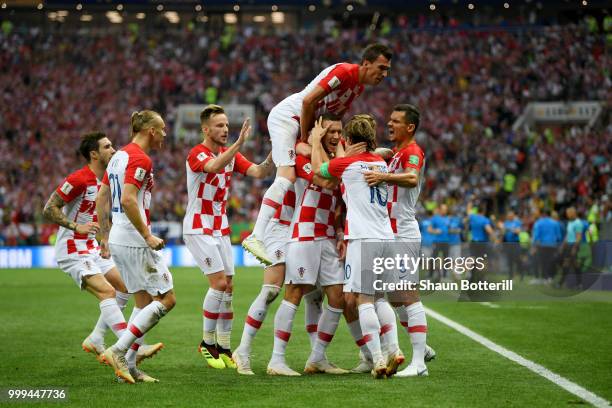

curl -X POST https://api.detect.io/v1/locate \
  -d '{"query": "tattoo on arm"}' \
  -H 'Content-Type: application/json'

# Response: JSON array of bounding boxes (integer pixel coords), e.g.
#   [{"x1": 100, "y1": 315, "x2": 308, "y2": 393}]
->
[
  {"x1": 43, "y1": 192, "x2": 76, "y2": 231},
  {"x1": 259, "y1": 155, "x2": 275, "y2": 174}
]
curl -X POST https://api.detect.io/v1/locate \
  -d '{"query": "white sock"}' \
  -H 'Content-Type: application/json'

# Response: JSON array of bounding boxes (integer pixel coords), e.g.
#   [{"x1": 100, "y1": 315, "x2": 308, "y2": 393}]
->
[
  {"x1": 310, "y1": 305, "x2": 343, "y2": 362},
  {"x1": 202, "y1": 288, "x2": 224, "y2": 346},
  {"x1": 394, "y1": 304, "x2": 410, "y2": 335},
  {"x1": 303, "y1": 288, "x2": 323, "y2": 347},
  {"x1": 89, "y1": 291, "x2": 129, "y2": 344},
  {"x1": 238, "y1": 285, "x2": 279, "y2": 354},
  {"x1": 358, "y1": 303, "x2": 383, "y2": 362},
  {"x1": 99, "y1": 298, "x2": 127, "y2": 338},
  {"x1": 113, "y1": 301, "x2": 167, "y2": 353},
  {"x1": 347, "y1": 319, "x2": 372, "y2": 360},
  {"x1": 271, "y1": 300, "x2": 297, "y2": 365},
  {"x1": 252, "y1": 177, "x2": 292, "y2": 239},
  {"x1": 375, "y1": 298, "x2": 399, "y2": 355},
  {"x1": 406, "y1": 302, "x2": 428, "y2": 367},
  {"x1": 216, "y1": 292, "x2": 233, "y2": 350},
  {"x1": 125, "y1": 306, "x2": 142, "y2": 369}
]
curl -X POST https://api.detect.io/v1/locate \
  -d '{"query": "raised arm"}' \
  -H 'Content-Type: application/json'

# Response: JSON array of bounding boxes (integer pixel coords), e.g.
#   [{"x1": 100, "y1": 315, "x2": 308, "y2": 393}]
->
[
  {"x1": 203, "y1": 118, "x2": 251, "y2": 173},
  {"x1": 245, "y1": 152, "x2": 275, "y2": 179}
]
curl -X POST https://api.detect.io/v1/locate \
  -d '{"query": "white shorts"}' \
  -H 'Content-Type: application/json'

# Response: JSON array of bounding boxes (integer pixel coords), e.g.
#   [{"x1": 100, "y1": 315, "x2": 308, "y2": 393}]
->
[
  {"x1": 264, "y1": 221, "x2": 290, "y2": 266},
  {"x1": 57, "y1": 252, "x2": 116, "y2": 289},
  {"x1": 109, "y1": 244, "x2": 173, "y2": 296},
  {"x1": 184, "y1": 234, "x2": 234, "y2": 276},
  {"x1": 343, "y1": 239, "x2": 399, "y2": 296},
  {"x1": 285, "y1": 239, "x2": 344, "y2": 286},
  {"x1": 268, "y1": 103, "x2": 300, "y2": 167}
]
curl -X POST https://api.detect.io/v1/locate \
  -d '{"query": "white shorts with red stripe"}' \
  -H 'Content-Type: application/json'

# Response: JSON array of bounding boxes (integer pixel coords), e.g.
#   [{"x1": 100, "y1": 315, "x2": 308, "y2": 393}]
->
[
  {"x1": 184, "y1": 234, "x2": 234, "y2": 276},
  {"x1": 268, "y1": 103, "x2": 300, "y2": 167},
  {"x1": 285, "y1": 239, "x2": 344, "y2": 286},
  {"x1": 109, "y1": 244, "x2": 173, "y2": 296},
  {"x1": 264, "y1": 220, "x2": 290, "y2": 266},
  {"x1": 57, "y1": 252, "x2": 115, "y2": 289}
]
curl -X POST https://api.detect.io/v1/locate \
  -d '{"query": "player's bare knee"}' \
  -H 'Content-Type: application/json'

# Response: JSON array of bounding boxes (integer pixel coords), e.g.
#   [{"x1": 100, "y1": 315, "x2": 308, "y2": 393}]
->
[{"x1": 284, "y1": 285, "x2": 302, "y2": 305}]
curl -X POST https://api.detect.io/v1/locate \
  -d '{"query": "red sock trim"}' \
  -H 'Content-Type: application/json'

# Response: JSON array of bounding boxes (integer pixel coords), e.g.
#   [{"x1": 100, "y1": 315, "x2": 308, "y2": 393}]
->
[
  {"x1": 400, "y1": 321, "x2": 408, "y2": 327},
  {"x1": 130, "y1": 343, "x2": 141, "y2": 351},
  {"x1": 275, "y1": 329, "x2": 291, "y2": 342},
  {"x1": 203, "y1": 310, "x2": 220, "y2": 319},
  {"x1": 379, "y1": 323, "x2": 393, "y2": 336},
  {"x1": 246, "y1": 315, "x2": 263, "y2": 329},
  {"x1": 112, "y1": 322, "x2": 127, "y2": 332},
  {"x1": 128, "y1": 324, "x2": 143, "y2": 338},
  {"x1": 263, "y1": 198, "x2": 282, "y2": 210},
  {"x1": 408, "y1": 325, "x2": 428, "y2": 333},
  {"x1": 318, "y1": 332, "x2": 333, "y2": 343},
  {"x1": 219, "y1": 312, "x2": 234, "y2": 320},
  {"x1": 356, "y1": 334, "x2": 372, "y2": 347},
  {"x1": 306, "y1": 324, "x2": 318, "y2": 333}
]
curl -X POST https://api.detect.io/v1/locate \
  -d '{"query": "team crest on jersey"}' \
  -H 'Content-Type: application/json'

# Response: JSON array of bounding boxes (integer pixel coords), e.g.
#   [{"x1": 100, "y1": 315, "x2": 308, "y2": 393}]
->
[
  {"x1": 204, "y1": 257, "x2": 212, "y2": 268},
  {"x1": 60, "y1": 181, "x2": 73, "y2": 195},
  {"x1": 298, "y1": 267, "x2": 306, "y2": 278},
  {"x1": 327, "y1": 76, "x2": 341, "y2": 90},
  {"x1": 303, "y1": 163, "x2": 312, "y2": 174},
  {"x1": 288, "y1": 149, "x2": 295, "y2": 160},
  {"x1": 84, "y1": 260, "x2": 92, "y2": 270},
  {"x1": 162, "y1": 273, "x2": 169, "y2": 283},
  {"x1": 274, "y1": 249, "x2": 283, "y2": 260},
  {"x1": 134, "y1": 167, "x2": 147, "y2": 181},
  {"x1": 197, "y1": 152, "x2": 207, "y2": 162}
]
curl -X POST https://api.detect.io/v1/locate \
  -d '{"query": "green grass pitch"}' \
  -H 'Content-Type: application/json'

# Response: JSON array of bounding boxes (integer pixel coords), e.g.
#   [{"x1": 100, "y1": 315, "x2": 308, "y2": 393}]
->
[{"x1": 1, "y1": 267, "x2": 611, "y2": 407}]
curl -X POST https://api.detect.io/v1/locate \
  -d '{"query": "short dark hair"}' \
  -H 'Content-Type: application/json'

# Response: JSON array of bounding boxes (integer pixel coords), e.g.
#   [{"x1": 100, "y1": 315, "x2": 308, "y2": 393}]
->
[
  {"x1": 393, "y1": 104, "x2": 420, "y2": 132},
  {"x1": 319, "y1": 113, "x2": 341, "y2": 123},
  {"x1": 200, "y1": 104, "x2": 225, "y2": 126},
  {"x1": 362, "y1": 43, "x2": 393, "y2": 63},
  {"x1": 79, "y1": 131, "x2": 107, "y2": 162}
]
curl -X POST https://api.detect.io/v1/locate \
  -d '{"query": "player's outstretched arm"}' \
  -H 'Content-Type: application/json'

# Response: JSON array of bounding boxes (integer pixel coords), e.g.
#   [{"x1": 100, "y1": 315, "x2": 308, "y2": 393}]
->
[
  {"x1": 246, "y1": 152, "x2": 275, "y2": 179},
  {"x1": 203, "y1": 118, "x2": 252, "y2": 173},
  {"x1": 120, "y1": 183, "x2": 164, "y2": 250},
  {"x1": 44, "y1": 191, "x2": 99, "y2": 235},
  {"x1": 96, "y1": 184, "x2": 112, "y2": 258},
  {"x1": 300, "y1": 86, "x2": 328, "y2": 142},
  {"x1": 310, "y1": 117, "x2": 331, "y2": 175}
]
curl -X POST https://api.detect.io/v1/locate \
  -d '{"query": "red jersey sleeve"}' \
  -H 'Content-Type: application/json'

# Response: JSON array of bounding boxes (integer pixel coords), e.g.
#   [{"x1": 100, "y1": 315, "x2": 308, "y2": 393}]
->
[
  {"x1": 327, "y1": 156, "x2": 354, "y2": 178},
  {"x1": 187, "y1": 147, "x2": 213, "y2": 173},
  {"x1": 399, "y1": 144, "x2": 425, "y2": 171},
  {"x1": 234, "y1": 153, "x2": 254, "y2": 176},
  {"x1": 317, "y1": 63, "x2": 354, "y2": 93},
  {"x1": 102, "y1": 171, "x2": 110, "y2": 186},
  {"x1": 56, "y1": 172, "x2": 86, "y2": 203},
  {"x1": 124, "y1": 153, "x2": 153, "y2": 188},
  {"x1": 295, "y1": 155, "x2": 314, "y2": 182}
]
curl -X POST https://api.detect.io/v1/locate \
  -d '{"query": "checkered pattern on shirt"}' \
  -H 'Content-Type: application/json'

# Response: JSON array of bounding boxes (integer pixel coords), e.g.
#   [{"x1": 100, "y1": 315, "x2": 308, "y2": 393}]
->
[
  {"x1": 272, "y1": 187, "x2": 296, "y2": 226},
  {"x1": 291, "y1": 183, "x2": 337, "y2": 242}
]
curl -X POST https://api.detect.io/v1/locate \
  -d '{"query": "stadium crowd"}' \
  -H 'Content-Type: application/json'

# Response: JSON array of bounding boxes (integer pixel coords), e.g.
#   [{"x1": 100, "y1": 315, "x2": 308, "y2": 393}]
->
[{"x1": 0, "y1": 17, "x2": 610, "y2": 246}]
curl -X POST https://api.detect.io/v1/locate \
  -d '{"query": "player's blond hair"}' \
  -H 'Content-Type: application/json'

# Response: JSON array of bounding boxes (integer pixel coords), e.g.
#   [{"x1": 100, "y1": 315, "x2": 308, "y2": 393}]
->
[
  {"x1": 344, "y1": 114, "x2": 377, "y2": 152},
  {"x1": 130, "y1": 110, "x2": 161, "y2": 138}
]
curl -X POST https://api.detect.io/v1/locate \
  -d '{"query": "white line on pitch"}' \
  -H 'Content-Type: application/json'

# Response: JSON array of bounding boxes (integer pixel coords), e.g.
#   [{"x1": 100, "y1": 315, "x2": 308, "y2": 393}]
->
[
  {"x1": 479, "y1": 302, "x2": 500, "y2": 308},
  {"x1": 425, "y1": 307, "x2": 611, "y2": 408}
]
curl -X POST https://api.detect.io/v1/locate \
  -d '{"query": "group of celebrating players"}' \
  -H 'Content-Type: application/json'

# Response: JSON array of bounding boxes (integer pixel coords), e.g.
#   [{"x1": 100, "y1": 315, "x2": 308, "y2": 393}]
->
[{"x1": 44, "y1": 43, "x2": 435, "y2": 384}]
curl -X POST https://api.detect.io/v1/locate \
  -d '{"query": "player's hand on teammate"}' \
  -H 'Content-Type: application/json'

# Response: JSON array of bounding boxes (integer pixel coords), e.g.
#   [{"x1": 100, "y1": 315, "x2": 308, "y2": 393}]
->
[
  {"x1": 344, "y1": 142, "x2": 366, "y2": 157},
  {"x1": 363, "y1": 170, "x2": 387, "y2": 186},
  {"x1": 237, "y1": 117, "x2": 251, "y2": 145},
  {"x1": 99, "y1": 239, "x2": 111, "y2": 259},
  {"x1": 336, "y1": 239, "x2": 347, "y2": 261},
  {"x1": 75, "y1": 221, "x2": 99, "y2": 235},
  {"x1": 310, "y1": 117, "x2": 330, "y2": 143},
  {"x1": 145, "y1": 234, "x2": 165, "y2": 251}
]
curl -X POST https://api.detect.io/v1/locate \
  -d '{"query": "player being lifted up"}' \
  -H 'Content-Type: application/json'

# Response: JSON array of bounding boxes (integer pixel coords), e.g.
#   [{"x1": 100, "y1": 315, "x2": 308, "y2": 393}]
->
[
  {"x1": 182, "y1": 105, "x2": 275, "y2": 370},
  {"x1": 97, "y1": 110, "x2": 176, "y2": 384},
  {"x1": 43, "y1": 132, "x2": 131, "y2": 363},
  {"x1": 242, "y1": 43, "x2": 393, "y2": 265}
]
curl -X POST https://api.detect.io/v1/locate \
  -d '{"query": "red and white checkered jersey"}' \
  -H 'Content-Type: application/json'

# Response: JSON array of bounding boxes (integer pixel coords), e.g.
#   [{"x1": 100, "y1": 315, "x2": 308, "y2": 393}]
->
[
  {"x1": 102, "y1": 143, "x2": 154, "y2": 247},
  {"x1": 324, "y1": 152, "x2": 394, "y2": 240},
  {"x1": 183, "y1": 144, "x2": 253, "y2": 236},
  {"x1": 54, "y1": 165, "x2": 100, "y2": 259},
  {"x1": 278, "y1": 63, "x2": 364, "y2": 119},
  {"x1": 271, "y1": 187, "x2": 295, "y2": 226},
  {"x1": 387, "y1": 142, "x2": 426, "y2": 239},
  {"x1": 290, "y1": 155, "x2": 338, "y2": 241}
]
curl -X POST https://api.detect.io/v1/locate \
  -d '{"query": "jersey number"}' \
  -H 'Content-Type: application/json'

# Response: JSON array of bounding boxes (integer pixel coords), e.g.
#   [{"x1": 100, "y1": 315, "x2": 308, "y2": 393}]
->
[
  {"x1": 108, "y1": 173, "x2": 123, "y2": 213},
  {"x1": 369, "y1": 185, "x2": 388, "y2": 206}
]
